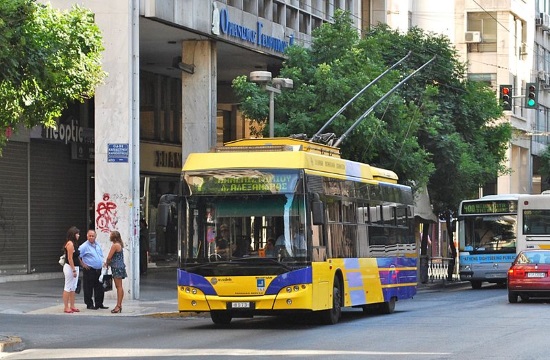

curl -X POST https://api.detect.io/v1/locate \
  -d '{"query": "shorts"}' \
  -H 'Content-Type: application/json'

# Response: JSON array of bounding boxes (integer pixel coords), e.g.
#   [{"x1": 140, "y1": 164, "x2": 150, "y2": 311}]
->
[{"x1": 63, "y1": 264, "x2": 79, "y2": 292}]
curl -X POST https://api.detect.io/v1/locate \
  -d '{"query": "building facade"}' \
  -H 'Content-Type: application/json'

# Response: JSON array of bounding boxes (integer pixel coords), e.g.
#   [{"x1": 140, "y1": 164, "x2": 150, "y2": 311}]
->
[{"x1": 0, "y1": 1, "x2": 361, "y2": 298}]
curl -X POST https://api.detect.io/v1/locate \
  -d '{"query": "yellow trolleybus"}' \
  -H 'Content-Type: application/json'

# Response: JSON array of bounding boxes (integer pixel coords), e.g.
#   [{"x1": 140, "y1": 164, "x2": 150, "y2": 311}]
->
[{"x1": 159, "y1": 138, "x2": 416, "y2": 325}]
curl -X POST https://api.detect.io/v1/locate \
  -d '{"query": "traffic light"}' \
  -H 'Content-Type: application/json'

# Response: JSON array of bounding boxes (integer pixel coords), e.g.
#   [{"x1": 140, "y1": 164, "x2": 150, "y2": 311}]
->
[
  {"x1": 525, "y1": 82, "x2": 538, "y2": 109},
  {"x1": 499, "y1": 85, "x2": 513, "y2": 111}
]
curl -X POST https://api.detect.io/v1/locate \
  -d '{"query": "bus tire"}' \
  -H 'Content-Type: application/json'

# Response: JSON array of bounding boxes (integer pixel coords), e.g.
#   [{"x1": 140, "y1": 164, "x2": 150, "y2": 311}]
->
[
  {"x1": 508, "y1": 291, "x2": 518, "y2": 303},
  {"x1": 471, "y1": 281, "x2": 482, "y2": 289},
  {"x1": 320, "y1": 276, "x2": 342, "y2": 325},
  {"x1": 210, "y1": 311, "x2": 232, "y2": 325},
  {"x1": 379, "y1": 297, "x2": 396, "y2": 315}
]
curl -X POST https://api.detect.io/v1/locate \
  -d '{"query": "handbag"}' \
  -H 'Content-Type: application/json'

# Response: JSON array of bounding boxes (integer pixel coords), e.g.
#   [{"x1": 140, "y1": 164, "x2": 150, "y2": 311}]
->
[
  {"x1": 75, "y1": 279, "x2": 81, "y2": 294},
  {"x1": 100, "y1": 267, "x2": 113, "y2": 292},
  {"x1": 58, "y1": 254, "x2": 66, "y2": 266}
]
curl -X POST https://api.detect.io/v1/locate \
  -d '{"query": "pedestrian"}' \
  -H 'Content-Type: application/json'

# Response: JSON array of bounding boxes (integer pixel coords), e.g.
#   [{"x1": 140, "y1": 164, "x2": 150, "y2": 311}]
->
[
  {"x1": 105, "y1": 230, "x2": 127, "y2": 314},
  {"x1": 62, "y1": 226, "x2": 81, "y2": 314},
  {"x1": 139, "y1": 218, "x2": 149, "y2": 275},
  {"x1": 78, "y1": 229, "x2": 108, "y2": 310}
]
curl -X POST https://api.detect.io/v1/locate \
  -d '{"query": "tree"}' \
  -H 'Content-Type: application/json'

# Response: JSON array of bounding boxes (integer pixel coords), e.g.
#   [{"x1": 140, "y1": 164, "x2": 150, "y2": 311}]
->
[
  {"x1": 232, "y1": 11, "x2": 512, "y2": 276},
  {"x1": 0, "y1": 0, "x2": 106, "y2": 153}
]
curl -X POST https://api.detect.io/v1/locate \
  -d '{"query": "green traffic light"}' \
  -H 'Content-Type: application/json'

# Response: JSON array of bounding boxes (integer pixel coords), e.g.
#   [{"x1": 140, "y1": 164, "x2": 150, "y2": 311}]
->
[{"x1": 528, "y1": 99, "x2": 536, "y2": 107}]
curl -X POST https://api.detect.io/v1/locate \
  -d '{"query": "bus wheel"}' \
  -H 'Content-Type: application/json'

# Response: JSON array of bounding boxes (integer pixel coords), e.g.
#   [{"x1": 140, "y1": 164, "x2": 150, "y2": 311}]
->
[
  {"x1": 320, "y1": 277, "x2": 342, "y2": 325},
  {"x1": 508, "y1": 291, "x2": 518, "y2": 303},
  {"x1": 471, "y1": 281, "x2": 482, "y2": 289},
  {"x1": 210, "y1": 311, "x2": 232, "y2": 325},
  {"x1": 379, "y1": 297, "x2": 396, "y2": 315}
]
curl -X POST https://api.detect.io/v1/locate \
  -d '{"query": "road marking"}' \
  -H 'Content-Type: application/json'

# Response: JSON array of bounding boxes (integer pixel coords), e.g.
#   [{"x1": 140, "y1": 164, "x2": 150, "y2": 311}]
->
[{"x1": 0, "y1": 348, "x2": 451, "y2": 358}]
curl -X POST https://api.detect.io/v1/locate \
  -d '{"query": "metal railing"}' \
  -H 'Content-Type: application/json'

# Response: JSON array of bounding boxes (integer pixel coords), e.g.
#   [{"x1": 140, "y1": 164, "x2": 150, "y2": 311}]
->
[{"x1": 424, "y1": 256, "x2": 459, "y2": 282}]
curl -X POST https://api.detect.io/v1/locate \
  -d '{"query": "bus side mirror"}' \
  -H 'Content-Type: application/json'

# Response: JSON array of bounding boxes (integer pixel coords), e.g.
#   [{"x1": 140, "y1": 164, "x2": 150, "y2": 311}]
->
[{"x1": 311, "y1": 194, "x2": 325, "y2": 225}]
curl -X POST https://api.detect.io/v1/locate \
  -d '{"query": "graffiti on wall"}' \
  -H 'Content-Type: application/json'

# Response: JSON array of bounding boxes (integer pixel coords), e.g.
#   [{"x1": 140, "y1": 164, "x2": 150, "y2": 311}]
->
[{"x1": 96, "y1": 193, "x2": 118, "y2": 233}]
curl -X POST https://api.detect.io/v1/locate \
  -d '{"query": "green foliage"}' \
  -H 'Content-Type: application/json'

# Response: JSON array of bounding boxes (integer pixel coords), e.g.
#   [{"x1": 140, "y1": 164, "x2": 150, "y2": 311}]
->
[
  {"x1": 231, "y1": 10, "x2": 511, "y2": 213},
  {"x1": 0, "y1": 0, "x2": 106, "y2": 153}
]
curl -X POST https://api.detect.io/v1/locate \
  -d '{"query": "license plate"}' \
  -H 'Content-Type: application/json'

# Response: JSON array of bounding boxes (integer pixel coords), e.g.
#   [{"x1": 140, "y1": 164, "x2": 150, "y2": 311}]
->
[
  {"x1": 527, "y1": 272, "x2": 546, "y2": 278},
  {"x1": 230, "y1": 302, "x2": 251, "y2": 308}
]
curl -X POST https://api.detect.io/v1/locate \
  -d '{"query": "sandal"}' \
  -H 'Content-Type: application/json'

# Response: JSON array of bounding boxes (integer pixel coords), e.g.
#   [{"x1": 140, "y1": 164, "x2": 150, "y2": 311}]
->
[
  {"x1": 71, "y1": 308, "x2": 80, "y2": 312},
  {"x1": 111, "y1": 306, "x2": 122, "y2": 314},
  {"x1": 64, "y1": 309, "x2": 74, "y2": 314}
]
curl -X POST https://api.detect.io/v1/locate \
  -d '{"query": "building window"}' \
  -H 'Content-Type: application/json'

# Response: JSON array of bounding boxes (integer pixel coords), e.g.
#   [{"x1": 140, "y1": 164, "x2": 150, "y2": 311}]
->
[
  {"x1": 467, "y1": 12, "x2": 497, "y2": 52},
  {"x1": 140, "y1": 72, "x2": 182, "y2": 144},
  {"x1": 467, "y1": 73, "x2": 496, "y2": 87}
]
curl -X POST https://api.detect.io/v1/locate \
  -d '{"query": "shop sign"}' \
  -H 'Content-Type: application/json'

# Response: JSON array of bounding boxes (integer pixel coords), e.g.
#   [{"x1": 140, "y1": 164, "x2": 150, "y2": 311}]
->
[
  {"x1": 212, "y1": 4, "x2": 294, "y2": 54},
  {"x1": 140, "y1": 142, "x2": 182, "y2": 175}
]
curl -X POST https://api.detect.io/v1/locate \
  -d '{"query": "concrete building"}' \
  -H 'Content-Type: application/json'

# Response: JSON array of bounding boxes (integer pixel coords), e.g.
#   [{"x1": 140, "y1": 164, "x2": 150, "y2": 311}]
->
[{"x1": 0, "y1": 1, "x2": 361, "y2": 299}]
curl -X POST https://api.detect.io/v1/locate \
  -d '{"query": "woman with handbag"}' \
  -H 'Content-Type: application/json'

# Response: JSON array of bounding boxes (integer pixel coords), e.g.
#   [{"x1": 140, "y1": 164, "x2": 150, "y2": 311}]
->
[
  {"x1": 105, "y1": 230, "x2": 127, "y2": 314},
  {"x1": 62, "y1": 226, "x2": 81, "y2": 313}
]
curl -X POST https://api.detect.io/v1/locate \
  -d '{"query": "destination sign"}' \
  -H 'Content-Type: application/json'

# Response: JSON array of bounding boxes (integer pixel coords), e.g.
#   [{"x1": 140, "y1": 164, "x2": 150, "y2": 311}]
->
[
  {"x1": 461, "y1": 200, "x2": 517, "y2": 215},
  {"x1": 185, "y1": 170, "x2": 300, "y2": 195}
]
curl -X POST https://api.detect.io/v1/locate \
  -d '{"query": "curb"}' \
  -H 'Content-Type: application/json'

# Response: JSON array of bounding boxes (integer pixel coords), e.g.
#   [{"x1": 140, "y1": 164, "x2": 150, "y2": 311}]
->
[{"x1": 0, "y1": 335, "x2": 24, "y2": 353}]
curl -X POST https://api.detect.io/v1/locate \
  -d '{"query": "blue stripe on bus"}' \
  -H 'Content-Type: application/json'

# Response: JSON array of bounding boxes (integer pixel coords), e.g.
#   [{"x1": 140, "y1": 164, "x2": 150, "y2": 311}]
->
[
  {"x1": 382, "y1": 285, "x2": 416, "y2": 300},
  {"x1": 376, "y1": 257, "x2": 417, "y2": 267},
  {"x1": 378, "y1": 269, "x2": 417, "y2": 285},
  {"x1": 265, "y1": 267, "x2": 313, "y2": 295},
  {"x1": 178, "y1": 270, "x2": 217, "y2": 295},
  {"x1": 346, "y1": 271, "x2": 363, "y2": 287},
  {"x1": 344, "y1": 258, "x2": 360, "y2": 269},
  {"x1": 350, "y1": 289, "x2": 367, "y2": 304}
]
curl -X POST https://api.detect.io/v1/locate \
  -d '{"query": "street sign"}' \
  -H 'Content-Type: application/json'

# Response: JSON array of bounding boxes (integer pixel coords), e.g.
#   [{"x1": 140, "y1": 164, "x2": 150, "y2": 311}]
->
[{"x1": 108, "y1": 143, "x2": 129, "y2": 163}]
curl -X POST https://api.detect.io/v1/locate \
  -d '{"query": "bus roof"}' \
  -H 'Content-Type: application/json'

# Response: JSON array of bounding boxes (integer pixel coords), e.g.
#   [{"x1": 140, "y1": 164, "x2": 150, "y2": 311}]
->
[
  {"x1": 183, "y1": 138, "x2": 399, "y2": 184},
  {"x1": 473, "y1": 194, "x2": 522, "y2": 201}
]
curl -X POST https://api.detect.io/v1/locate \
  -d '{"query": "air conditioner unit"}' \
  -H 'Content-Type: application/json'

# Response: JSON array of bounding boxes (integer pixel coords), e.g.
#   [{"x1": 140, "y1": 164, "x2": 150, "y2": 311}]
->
[
  {"x1": 536, "y1": 16, "x2": 543, "y2": 27},
  {"x1": 544, "y1": 74, "x2": 550, "y2": 89},
  {"x1": 465, "y1": 31, "x2": 482, "y2": 43},
  {"x1": 520, "y1": 43, "x2": 528, "y2": 55},
  {"x1": 539, "y1": 70, "x2": 546, "y2": 81}
]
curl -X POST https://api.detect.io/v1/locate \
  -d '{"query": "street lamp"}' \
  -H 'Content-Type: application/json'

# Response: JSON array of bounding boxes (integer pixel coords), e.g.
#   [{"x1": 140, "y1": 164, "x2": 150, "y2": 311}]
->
[{"x1": 250, "y1": 71, "x2": 293, "y2": 137}]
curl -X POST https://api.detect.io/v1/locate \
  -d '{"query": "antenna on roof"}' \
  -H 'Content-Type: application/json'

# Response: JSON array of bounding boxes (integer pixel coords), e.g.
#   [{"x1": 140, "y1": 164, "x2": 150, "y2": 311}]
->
[
  {"x1": 333, "y1": 56, "x2": 436, "y2": 147},
  {"x1": 310, "y1": 51, "x2": 412, "y2": 144}
]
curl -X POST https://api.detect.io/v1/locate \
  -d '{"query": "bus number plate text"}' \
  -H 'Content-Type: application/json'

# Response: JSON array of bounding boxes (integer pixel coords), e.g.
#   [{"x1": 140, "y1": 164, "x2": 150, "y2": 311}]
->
[{"x1": 231, "y1": 302, "x2": 251, "y2": 308}]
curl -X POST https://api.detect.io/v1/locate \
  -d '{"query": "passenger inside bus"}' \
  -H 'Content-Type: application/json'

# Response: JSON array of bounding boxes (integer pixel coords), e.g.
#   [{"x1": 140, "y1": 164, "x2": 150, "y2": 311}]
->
[
  {"x1": 215, "y1": 224, "x2": 233, "y2": 258},
  {"x1": 264, "y1": 238, "x2": 275, "y2": 257}
]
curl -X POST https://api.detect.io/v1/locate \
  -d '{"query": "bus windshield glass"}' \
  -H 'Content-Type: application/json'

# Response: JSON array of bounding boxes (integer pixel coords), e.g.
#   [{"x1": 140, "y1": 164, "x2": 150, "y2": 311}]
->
[
  {"x1": 460, "y1": 215, "x2": 516, "y2": 253},
  {"x1": 183, "y1": 169, "x2": 308, "y2": 263}
]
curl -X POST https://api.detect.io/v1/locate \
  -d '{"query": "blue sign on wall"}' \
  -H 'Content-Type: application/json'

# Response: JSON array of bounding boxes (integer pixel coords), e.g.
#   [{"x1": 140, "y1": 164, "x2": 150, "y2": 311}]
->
[{"x1": 108, "y1": 143, "x2": 129, "y2": 163}]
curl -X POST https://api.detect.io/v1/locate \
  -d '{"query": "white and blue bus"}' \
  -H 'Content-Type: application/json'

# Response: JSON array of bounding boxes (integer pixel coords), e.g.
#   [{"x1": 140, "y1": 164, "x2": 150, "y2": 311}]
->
[
  {"x1": 516, "y1": 193, "x2": 550, "y2": 252},
  {"x1": 457, "y1": 194, "x2": 518, "y2": 289}
]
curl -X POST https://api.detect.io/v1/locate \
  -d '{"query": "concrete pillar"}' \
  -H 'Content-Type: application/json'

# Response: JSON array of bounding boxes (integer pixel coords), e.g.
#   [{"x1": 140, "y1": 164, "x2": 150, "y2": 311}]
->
[
  {"x1": 90, "y1": 1, "x2": 140, "y2": 300},
  {"x1": 182, "y1": 40, "x2": 218, "y2": 160}
]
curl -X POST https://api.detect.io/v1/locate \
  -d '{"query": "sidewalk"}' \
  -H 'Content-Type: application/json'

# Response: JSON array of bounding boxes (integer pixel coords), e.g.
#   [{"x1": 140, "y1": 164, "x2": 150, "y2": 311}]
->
[
  {"x1": 0, "y1": 267, "x2": 182, "y2": 352},
  {"x1": 0, "y1": 266, "x2": 179, "y2": 317}
]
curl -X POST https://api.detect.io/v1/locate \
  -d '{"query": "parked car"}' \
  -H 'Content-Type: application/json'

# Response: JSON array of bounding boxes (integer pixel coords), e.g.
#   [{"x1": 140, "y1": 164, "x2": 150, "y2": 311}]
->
[{"x1": 508, "y1": 250, "x2": 550, "y2": 303}]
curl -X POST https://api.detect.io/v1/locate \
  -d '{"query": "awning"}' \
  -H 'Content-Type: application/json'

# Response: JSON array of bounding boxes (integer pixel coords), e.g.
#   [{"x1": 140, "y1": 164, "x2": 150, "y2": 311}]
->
[{"x1": 414, "y1": 186, "x2": 438, "y2": 222}]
